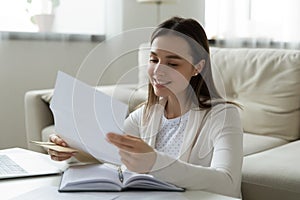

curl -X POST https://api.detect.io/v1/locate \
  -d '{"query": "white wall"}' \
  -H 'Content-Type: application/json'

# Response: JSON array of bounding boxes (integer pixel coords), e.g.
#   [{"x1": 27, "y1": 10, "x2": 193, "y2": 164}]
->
[
  {"x1": 0, "y1": 40, "x2": 99, "y2": 149},
  {"x1": 52, "y1": 0, "x2": 106, "y2": 34},
  {"x1": 0, "y1": 0, "x2": 205, "y2": 149}
]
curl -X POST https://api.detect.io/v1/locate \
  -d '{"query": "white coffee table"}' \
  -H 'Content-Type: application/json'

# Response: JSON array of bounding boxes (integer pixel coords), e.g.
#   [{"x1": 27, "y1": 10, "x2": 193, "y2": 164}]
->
[{"x1": 0, "y1": 174, "x2": 240, "y2": 200}]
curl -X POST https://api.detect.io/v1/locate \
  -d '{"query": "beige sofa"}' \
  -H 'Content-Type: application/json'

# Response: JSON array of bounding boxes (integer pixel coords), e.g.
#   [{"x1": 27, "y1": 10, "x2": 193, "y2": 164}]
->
[{"x1": 24, "y1": 46, "x2": 300, "y2": 200}]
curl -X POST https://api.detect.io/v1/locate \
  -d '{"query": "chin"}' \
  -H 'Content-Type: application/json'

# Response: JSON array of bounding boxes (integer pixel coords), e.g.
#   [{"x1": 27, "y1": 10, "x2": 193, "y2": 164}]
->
[{"x1": 153, "y1": 89, "x2": 169, "y2": 98}]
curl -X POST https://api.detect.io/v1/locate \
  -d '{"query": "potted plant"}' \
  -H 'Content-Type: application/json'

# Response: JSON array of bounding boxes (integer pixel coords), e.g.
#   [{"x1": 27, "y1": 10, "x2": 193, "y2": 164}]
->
[{"x1": 26, "y1": 0, "x2": 60, "y2": 32}]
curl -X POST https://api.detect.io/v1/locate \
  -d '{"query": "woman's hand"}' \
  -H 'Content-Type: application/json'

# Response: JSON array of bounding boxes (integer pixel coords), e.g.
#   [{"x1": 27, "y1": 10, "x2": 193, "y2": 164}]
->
[
  {"x1": 106, "y1": 133, "x2": 156, "y2": 173},
  {"x1": 48, "y1": 134, "x2": 75, "y2": 161}
]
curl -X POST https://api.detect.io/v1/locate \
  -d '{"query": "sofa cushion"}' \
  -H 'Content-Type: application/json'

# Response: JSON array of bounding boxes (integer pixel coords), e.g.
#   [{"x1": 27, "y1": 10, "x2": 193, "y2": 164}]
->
[
  {"x1": 243, "y1": 132, "x2": 288, "y2": 156},
  {"x1": 242, "y1": 141, "x2": 300, "y2": 199},
  {"x1": 41, "y1": 90, "x2": 54, "y2": 104},
  {"x1": 211, "y1": 48, "x2": 300, "y2": 141}
]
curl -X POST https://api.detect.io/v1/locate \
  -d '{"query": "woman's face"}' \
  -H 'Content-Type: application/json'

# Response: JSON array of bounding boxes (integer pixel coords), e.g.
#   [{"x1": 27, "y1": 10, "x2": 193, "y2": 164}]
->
[{"x1": 148, "y1": 35, "x2": 198, "y2": 98}]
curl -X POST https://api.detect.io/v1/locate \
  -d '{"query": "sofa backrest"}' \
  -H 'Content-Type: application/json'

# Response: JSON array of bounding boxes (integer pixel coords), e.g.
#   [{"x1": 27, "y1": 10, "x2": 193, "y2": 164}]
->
[
  {"x1": 210, "y1": 48, "x2": 300, "y2": 141},
  {"x1": 138, "y1": 44, "x2": 300, "y2": 141}
]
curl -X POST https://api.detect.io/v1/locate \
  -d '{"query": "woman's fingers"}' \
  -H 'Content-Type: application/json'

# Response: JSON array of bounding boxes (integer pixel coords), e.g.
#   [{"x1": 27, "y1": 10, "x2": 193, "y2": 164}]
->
[
  {"x1": 49, "y1": 134, "x2": 67, "y2": 147},
  {"x1": 50, "y1": 154, "x2": 72, "y2": 161},
  {"x1": 106, "y1": 133, "x2": 137, "y2": 149},
  {"x1": 48, "y1": 134, "x2": 72, "y2": 161},
  {"x1": 109, "y1": 140, "x2": 133, "y2": 152},
  {"x1": 48, "y1": 149, "x2": 74, "y2": 161},
  {"x1": 123, "y1": 134, "x2": 141, "y2": 140},
  {"x1": 107, "y1": 132, "x2": 154, "y2": 154}
]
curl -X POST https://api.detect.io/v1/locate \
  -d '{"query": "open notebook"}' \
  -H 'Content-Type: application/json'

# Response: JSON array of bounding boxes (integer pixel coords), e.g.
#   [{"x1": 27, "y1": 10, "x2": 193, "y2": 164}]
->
[
  {"x1": 0, "y1": 148, "x2": 64, "y2": 179},
  {"x1": 59, "y1": 163, "x2": 184, "y2": 192}
]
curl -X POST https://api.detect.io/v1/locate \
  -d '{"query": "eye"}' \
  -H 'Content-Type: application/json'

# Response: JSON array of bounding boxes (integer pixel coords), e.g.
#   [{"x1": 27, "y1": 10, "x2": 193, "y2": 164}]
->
[
  {"x1": 167, "y1": 63, "x2": 178, "y2": 67},
  {"x1": 149, "y1": 56, "x2": 158, "y2": 63}
]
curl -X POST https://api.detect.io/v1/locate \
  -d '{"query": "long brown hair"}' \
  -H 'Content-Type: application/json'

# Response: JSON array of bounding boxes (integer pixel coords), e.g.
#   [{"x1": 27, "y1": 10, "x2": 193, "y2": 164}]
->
[{"x1": 144, "y1": 17, "x2": 237, "y2": 119}]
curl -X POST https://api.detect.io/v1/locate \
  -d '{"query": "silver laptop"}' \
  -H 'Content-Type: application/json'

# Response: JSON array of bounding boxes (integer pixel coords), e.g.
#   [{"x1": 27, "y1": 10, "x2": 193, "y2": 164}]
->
[{"x1": 0, "y1": 148, "x2": 63, "y2": 179}]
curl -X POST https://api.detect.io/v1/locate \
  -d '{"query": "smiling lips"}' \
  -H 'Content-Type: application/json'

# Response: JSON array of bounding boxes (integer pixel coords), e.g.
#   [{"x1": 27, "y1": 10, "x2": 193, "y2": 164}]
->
[{"x1": 153, "y1": 78, "x2": 171, "y2": 88}]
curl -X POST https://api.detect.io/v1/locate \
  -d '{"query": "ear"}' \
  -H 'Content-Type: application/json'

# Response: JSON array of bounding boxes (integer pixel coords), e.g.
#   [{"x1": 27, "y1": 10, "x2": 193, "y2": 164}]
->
[{"x1": 193, "y1": 59, "x2": 205, "y2": 76}]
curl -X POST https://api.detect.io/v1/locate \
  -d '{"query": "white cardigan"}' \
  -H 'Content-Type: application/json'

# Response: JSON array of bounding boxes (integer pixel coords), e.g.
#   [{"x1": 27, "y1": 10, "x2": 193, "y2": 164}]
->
[{"x1": 123, "y1": 100, "x2": 243, "y2": 198}]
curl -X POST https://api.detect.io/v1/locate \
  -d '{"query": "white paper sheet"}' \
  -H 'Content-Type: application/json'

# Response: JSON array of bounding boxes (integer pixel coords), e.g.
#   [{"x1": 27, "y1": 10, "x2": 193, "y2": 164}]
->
[{"x1": 50, "y1": 71, "x2": 128, "y2": 165}]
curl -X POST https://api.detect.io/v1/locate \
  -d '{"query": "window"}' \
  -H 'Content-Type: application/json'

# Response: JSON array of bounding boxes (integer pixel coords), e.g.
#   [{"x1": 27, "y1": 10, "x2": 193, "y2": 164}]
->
[
  {"x1": 0, "y1": 0, "x2": 106, "y2": 34},
  {"x1": 205, "y1": 0, "x2": 300, "y2": 43},
  {"x1": 0, "y1": 1, "x2": 35, "y2": 32}
]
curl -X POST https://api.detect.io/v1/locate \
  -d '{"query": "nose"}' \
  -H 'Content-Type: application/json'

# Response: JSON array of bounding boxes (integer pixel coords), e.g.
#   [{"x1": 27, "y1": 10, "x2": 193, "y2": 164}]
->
[{"x1": 153, "y1": 63, "x2": 166, "y2": 76}]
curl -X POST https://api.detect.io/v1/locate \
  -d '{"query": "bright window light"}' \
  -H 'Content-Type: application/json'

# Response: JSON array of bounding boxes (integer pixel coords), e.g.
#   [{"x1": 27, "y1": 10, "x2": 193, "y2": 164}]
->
[
  {"x1": 205, "y1": 0, "x2": 300, "y2": 42},
  {"x1": 0, "y1": 0, "x2": 106, "y2": 34},
  {"x1": 0, "y1": 1, "x2": 36, "y2": 32}
]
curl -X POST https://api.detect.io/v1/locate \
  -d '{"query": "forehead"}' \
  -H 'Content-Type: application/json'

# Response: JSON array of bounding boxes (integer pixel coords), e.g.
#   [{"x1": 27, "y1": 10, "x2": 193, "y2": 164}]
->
[{"x1": 151, "y1": 35, "x2": 193, "y2": 62}]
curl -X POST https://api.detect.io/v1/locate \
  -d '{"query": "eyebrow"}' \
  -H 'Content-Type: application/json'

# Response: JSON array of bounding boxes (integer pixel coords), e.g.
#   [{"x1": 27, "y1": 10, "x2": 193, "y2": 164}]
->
[{"x1": 150, "y1": 51, "x2": 183, "y2": 60}]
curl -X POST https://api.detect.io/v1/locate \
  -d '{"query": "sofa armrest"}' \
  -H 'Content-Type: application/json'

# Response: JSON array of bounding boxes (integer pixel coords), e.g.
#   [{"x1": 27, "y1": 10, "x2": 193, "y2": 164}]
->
[{"x1": 24, "y1": 89, "x2": 54, "y2": 153}]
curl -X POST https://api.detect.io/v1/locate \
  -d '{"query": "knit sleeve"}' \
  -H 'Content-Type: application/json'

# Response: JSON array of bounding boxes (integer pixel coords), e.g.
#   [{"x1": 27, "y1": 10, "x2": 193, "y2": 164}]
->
[{"x1": 149, "y1": 105, "x2": 243, "y2": 198}]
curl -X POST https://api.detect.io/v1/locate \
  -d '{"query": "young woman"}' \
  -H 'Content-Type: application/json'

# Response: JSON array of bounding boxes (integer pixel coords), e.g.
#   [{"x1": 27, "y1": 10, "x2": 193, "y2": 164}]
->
[{"x1": 49, "y1": 17, "x2": 243, "y2": 198}]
